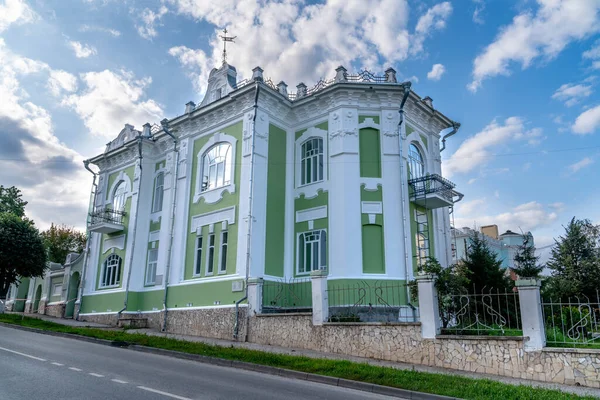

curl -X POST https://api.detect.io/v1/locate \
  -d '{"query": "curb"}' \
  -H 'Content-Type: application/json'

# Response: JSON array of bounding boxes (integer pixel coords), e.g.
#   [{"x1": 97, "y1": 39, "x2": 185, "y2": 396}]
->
[{"x1": 0, "y1": 322, "x2": 458, "y2": 400}]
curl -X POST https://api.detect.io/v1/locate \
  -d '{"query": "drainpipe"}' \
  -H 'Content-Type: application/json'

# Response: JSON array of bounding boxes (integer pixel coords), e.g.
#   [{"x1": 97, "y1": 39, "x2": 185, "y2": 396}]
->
[
  {"x1": 118, "y1": 136, "x2": 145, "y2": 317},
  {"x1": 234, "y1": 83, "x2": 260, "y2": 340},
  {"x1": 76, "y1": 161, "x2": 98, "y2": 320},
  {"x1": 161, "y1": 119, "x2": 179, "y2": 332},
  {"x1": 397, "y1": 82, "x2": 418, "y2": 321},
  {"x1": 439, "y1": 122, "x2": 460, "y2": 153}
]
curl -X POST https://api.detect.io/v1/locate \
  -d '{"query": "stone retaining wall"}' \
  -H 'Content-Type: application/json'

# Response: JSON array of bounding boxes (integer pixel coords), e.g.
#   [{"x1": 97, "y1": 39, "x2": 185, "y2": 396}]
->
[
  {"x1": 45, "y1": 303, "x2": 65, "y2": 318},
  {"x1": 248, "y1": 314, "x2": 600, "y2": 388}
]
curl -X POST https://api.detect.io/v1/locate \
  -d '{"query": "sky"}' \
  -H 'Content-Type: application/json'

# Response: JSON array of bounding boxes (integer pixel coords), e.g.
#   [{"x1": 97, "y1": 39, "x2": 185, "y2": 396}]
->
[{"x1": 1, "y1": 0, "x2": 599, "y2": 261}]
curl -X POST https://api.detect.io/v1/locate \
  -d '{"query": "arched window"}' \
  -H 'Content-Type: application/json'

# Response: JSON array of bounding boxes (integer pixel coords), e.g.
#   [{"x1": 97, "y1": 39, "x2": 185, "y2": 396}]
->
[
  {"x1": 100, "y1": 254, "x2": 122, "y2": 288},
  {"x1": 201, "y1": 143, "x2": 232, "y2": 192},
  {"x1": 408, "y1": 144, "x2": 424, "y2": 179},
  {"x1": 301, "y1": 138, "x2": 324, "y2": 185},
  {"x1": 112, "y1": 181, "x2": 126, "y2": 211},
  {"x1": 152, "y1": 172, "x2": 164, "y2": 213}
]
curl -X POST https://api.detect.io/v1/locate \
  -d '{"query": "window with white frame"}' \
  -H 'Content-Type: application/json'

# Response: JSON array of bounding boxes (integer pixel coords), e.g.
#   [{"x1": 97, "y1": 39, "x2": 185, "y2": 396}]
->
[
  {"x1": 112, "y1": 181, "x2": 127, "y2": 211},
  {"x1": 52, "y1": 284, "x2": 62, "y2": 296},
  {"x1": 298, "y1": 230, "x2": 327, "y2": 274},
  {"x1": 300, "y1": 138, "x2": 324, "y2": 185},
  {"x1": 415, "y1": 210, "x2": 430, "y2": 268},
  {"x1": 146, "y1": 249, "x2": 158, "y2": 285},
  {"x1": 194, "y1": 236, "x2": 203, "y2": 276},
  {"x1": 219, "y1": 231, "x2": 228, "y2": 274},
  {"x1": 201, "y1": 143, "x2": 232, "y2": 192},
  {"x1": 206, "y1": 233, "x2": 215, "y2": 274},
  {"x1": 100, "y1": 254, "x2": 122, "y2": 288},
  {"x1": 408, "y1": 143, "x2": 425, "y2": 180},
  {"x1": 152, "y1": 172, "x2": 164, "y2": 213}
]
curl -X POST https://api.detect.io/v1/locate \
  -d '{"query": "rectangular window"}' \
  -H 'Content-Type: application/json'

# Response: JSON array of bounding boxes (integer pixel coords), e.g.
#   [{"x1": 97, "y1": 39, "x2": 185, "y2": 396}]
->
[
  {"x1": 415, "y1": 210, "x2": 430, "y2": 268},
  {"x1": 194, "y1": 236, "x2": 203, "y2": 276},
  {"x1": 219, "y1": 231, "x2": 228, "y2": 274},
  {"x1": 298, "y1": 230, "x2": 327, "y2": 274},
  {"x1": 300, "y1": 138, "x2": 324, "y2": 185},
  {"x1": 52, "y1": 284, "x2": 62, "y2": 296},
  {"x1": 146, "y1": 249, "x2": 158, "y2": 285},
  {"x1": 152, "y1": 173, "x2": 164, "y2": 213},
  {"x1": 206, "y1": 233, "x2": 215, "y2": 275}
]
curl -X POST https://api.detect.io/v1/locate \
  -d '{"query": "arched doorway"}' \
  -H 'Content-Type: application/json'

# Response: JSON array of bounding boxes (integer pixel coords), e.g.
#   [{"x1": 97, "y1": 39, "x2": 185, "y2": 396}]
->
[
  {"x1": 64, "y1": 272, "x2": 80, "y2": 319},
  {"x1": 33, "y1": 285, "x2": 42, "y2": 313}
]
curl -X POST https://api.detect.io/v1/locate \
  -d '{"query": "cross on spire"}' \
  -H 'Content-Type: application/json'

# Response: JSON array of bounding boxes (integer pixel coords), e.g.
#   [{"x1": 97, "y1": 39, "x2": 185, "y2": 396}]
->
[{"x1": 220, "y1": 28, "x2": 236, "y2": 66}]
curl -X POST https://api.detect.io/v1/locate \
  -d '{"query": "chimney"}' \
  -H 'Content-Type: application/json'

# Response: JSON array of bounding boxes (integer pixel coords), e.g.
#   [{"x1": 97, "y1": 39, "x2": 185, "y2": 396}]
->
[
  {"x1": 296, "y1": 82, "x2": 307, "y2": 98},
  {"x1": 335, "y1": 66, "x2": 347, "y2": 82},
  {"x1": 252, "y1": 66, "x2": 264, "y2": 81},
  {"x1": 185, "y1": 101, "x2": 196, "y2": 114},
  {"x1": 142, "y1": 123, "x2": 152, "y2": 137},
  {"x1": 277, "y1": 81, "x2": 288, "y2": 97},
  {"x1": 422, "y1": 96, "x2": 433, "y2": 108},
  {"x1": 385, "y1": 67, "x2": 397, "y2": 83}
]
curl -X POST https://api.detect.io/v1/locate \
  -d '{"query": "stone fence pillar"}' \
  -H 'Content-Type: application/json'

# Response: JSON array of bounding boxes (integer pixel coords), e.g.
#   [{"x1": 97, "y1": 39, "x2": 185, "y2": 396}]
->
[
  {"x1": 247, "y1": 278, "x2": 263, "y2": 316},
  {"x1": 516, "y1": 279, "x2": 546, "y2": 351},
  {"x1": 311, "y1": 270, "x2": 328, "y2": 325},
  {"x1": 416, "y1": 274, "x2": 441, "y2": 339}
]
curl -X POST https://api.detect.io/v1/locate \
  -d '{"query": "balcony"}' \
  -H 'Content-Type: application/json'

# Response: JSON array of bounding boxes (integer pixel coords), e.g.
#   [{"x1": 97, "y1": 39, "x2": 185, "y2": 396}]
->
[
  {"x1": 88, "y1": 207, "x2": 126, "y2": 234},
  {"x1": 408, "y1": 174, "x2": 463, "y2": 209}
]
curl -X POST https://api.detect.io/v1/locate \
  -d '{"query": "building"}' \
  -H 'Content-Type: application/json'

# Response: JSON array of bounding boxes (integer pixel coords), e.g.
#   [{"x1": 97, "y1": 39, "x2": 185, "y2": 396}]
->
[
  {"x1": 451, "y1": 224, "x2": 534, "y2": 269},
  {"x1": 73, "y1": 62, "x2": 461, "y2": 336}
]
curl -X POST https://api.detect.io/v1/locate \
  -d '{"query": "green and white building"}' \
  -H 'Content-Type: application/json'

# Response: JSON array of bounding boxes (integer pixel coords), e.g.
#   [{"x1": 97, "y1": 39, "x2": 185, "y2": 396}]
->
[{"x1": 78, "y1": 63, "x2": 462, "y2": 337}]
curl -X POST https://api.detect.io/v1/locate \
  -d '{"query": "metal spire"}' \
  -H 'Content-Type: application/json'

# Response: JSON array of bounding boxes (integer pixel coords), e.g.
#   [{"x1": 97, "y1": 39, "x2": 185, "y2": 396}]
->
[{"x1": 220, "y1": 28, "x2": 236, "y2": 66}]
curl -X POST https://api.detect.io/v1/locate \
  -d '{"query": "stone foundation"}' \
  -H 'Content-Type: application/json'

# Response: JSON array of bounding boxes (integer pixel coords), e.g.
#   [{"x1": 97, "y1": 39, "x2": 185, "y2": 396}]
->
[
  {"x1": 78, "y1": 313, "x2": 119, "y2": 325},
  {"x1": 37, "y1": 300, "x2": 47, "y2": 314},
  {"x1": 24, "y1": 301, "x2": 33, "y2": 314},
  {"x1": 45, "y1": 303, "x2": 66, "y2": 318},
  {"x1": 248, "y1": 314, "x2": 600, "y2": 388}
]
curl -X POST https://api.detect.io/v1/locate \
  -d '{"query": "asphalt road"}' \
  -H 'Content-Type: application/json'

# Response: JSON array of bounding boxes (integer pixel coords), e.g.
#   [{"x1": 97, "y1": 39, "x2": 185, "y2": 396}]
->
[{"x1": 0, "y1": 325, "x2": 400, "y2": 400}]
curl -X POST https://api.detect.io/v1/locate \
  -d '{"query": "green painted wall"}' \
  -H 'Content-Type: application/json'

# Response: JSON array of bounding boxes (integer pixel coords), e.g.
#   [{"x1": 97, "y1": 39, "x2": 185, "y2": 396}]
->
[
  {"x1": 362, "y1": 225, "x2": 385, "y2": 274},
  {"x1": 406, "y1": 124, "x2": 415, "y2": 136},
  {"x1": 155, "y1": 160, "x2": 166, "y2": 171},
  {"x1": 149, "y1": 217, "x2": 161, "y2": 232},
  {"x1": 80, "y1": 292, "x2": 125, "y2": 313},
  {"x1": 358, "y1": 115, "x2": 380, "y2": 125},
  {"x1": 50, "y1": 276, "x2": 63, "y2": 302},
  {"x1": 262, "y1": 279, "x2": 312, "y2": 308},
  {"x1": 127, "y1": 290, "x2": 164, "y2": 312},
  {"x1": 361, "y1": 186, "x2": 383, "y2": 202},
  {"x1": 359, "y1": 128, "x2": 381, "y2": 178},
  {"x1": 327, "y1": 279, "x2": 408, "y2": 306},
  {"x1": 14, "y1": 278, "x2": 30, "y2": 312},
  {"x1": 264, "y1": 124, "x2": 287, "y2": 277},
  {"x1": 419, "y1": 134, "x2": 428, "y2": 149},
  {"x1": 185, "y1": 121, "x2": 242, "y2": 280},
  {"x1": 167, "y1": 280, "x2": 246, "y2": 308}
]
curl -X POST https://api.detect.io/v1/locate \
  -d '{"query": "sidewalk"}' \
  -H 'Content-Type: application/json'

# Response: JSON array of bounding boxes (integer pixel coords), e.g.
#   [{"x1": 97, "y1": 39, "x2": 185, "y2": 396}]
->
[{"x1": 8, "y1": 313, "x2": 600, "y2": 398}]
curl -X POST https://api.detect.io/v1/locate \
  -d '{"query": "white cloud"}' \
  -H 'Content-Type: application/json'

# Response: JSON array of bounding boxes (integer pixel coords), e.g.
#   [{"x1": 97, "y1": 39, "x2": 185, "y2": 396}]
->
[
  {"x1": 406, "y1": 75, "x2": 419, "y2": 83},
  {"x1": 551, "y1": 82, "x2": 593, "y2": 107},
  {"x1": 168, "y1": 45, "x2": 211, "y2": 92},
  {"x1": 0, "y1": 0, "x2": 36, "y2": 32},
  {"x1": 572, "y1": 104, "x2": 600, "y2": 134},
  {"x1": 567, "y1": 156, "x2": 594, "y2": 173},
  {"x1": 468, "y1": 178, "x2": 477, "y2": 184},
  {"x1": 468, "y1": 0, "x2": 600, "y2": 92},
  {"x1": 137, "y1": 5, "x2": 168, "y2": 40},
  {"x1": 47, "y1": 70, "x2": 78, "y2": 96},
  {"x1": 68, "y1": 40, "x2": 97, "y2": 58},
  {"x1": 443, "y1": 117, "x2": 542, "y2": 177},
  {"x1": 472, "y1": 0, "x2": 485, "y2": 25},
  {"x1": 427, "y1": 63, "x2": 446, "y2": 81},
  {"x1": 62, "y1": 69, "x2": 164, "y2": 138},
  {"x1": 454, "y1": 201, "x2": 559, "y2": 234},
  {"x1": 79, "y1": 24, "x2": 121, "y2": 37},
  {"x1": 167, "y1": 0, "x2": 451, "y2": 94}
]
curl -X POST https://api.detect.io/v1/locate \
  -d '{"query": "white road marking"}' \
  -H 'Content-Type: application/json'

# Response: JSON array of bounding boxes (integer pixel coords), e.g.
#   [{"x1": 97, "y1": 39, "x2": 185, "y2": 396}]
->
[
  {"x1": 0, "y1": 345, "x2": 46, "y2": 361},
  {"x1": 137, "y1": 386, "x2": 193, "y2": 400},
  {"x1": 69, "y1": 367, "x2": 82, "y2": 372},
  {"x1": 51, "y1": 362, "x2": 64, "y2": 366},
  {"x1": 112, "y1": 379, "x2": 128, "y2": 384},
  {"x1": 89, "y1": 373, "x2": 104, "y2": 377}
]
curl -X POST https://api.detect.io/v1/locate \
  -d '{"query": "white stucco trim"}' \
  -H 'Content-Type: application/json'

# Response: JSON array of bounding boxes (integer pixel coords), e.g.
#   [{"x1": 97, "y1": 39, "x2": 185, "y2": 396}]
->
[
  {"x1": 193, "y1": 132, "x2": 237, "y2": 204},
  {"x1": 357, "y1": 117, "x2": 381, "y2": 130},
  {"x1": 148, "y1": 230, "x2": 160, "y2": 243},
  {"x1": 102, "y1": 235, "x2": 126, "y2": 254},
  {"x1": 294, "y1": 126, "x2": 329, "y2": 199},
  {"x1": 361, "y1": 201, "x2": 382, "y2": 214},
  {"x1": 295, "y1": 206, "x2": 327, "y2": 223},
  {"x1": 169, "y1": 274, "x2": 243, "y2": 287},
  {"x1": 190, "y1": 206, "x2": 236, "y2": 233},
  {"x1": 105, "y1": 170, "x2": 133, "y2": 205}
]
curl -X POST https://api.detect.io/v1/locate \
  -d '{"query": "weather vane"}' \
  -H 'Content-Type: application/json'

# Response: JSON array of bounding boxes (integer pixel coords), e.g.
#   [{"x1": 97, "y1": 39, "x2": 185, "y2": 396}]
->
[{"x1": 220, "y1": 28, "x2": 236, "y2": 66}]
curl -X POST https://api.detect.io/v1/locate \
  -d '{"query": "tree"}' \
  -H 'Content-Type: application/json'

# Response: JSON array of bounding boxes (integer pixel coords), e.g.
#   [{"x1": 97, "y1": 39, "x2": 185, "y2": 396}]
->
[
  {"x1": 462, "y1": 231, "x2": 512, "y2": 292},
  {"x1": 0, "y1": 186, "x2": 27, "y2": 218},
  {"x1": 544, "y1": 218, "x2": 600, "y2": 300},
  {"x1": 0, "y1": 213, "x2": 47, "y2": 299},
  {"x1": 511, "y1": 234, "x2": 544, "y2": 279},
  {"x1": 42, "y1": 223, "x2": 87, "y2": 263}
]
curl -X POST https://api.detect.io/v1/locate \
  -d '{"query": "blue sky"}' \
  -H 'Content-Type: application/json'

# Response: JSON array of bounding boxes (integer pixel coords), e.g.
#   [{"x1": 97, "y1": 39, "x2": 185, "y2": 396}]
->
[{"x1": 1, "y1": 0, "x2": 599, "y2": 259}]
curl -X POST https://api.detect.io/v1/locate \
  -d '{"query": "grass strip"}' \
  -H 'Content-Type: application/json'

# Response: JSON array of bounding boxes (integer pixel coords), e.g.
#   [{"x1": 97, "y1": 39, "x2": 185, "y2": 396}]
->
[{"x1": 0, "y1": 314, "x2": 595, "y2": 400}]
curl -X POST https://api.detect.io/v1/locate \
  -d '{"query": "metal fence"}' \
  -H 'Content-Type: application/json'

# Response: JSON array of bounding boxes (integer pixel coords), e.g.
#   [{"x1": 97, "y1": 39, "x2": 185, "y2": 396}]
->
[
  {"x1": 543, "y1": 292, "x2": 600, "y2": 348},
  {"x1": 261, "y1": 278, "x2": 312, "y2": 313},
  {"x1": 439, "y1": 287, "x2": 522, "y2": 336},
  {"x1": 88, "y1": 207, "x2": 126, "y2": 226},
  {"x1": 327, "y1": 280, "x2": 418, "y2": 323}
]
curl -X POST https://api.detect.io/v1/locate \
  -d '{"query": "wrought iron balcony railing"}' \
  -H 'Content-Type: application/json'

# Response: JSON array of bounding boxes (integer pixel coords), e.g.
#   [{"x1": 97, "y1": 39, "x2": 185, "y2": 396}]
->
[
  {"x1": 89, "y1": 207, "x2": 126, "y2": 226},
  {"x1": 408, "y1": 174, "x2": 462, "y2": 207}
]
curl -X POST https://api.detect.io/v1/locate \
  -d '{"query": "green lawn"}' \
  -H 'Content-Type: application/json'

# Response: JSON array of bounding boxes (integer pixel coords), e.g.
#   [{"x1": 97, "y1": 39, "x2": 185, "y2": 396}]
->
[{"x1": 0, "y1": 314, "x2": 595, "y2": 400}]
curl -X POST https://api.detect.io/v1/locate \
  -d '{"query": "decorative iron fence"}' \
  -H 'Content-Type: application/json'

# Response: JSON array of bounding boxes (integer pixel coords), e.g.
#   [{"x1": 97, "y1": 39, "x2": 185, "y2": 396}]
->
[
  {"x1": 543, "y1": 292, "x2": 600, "y2": 348},
  {"x1": 88, "y1": 207, "x2": 126, "y2": 226},
  {"x1": 327, "y1": 280, "x2": 418, "y2": 323},
  {"x1": 439, "y1": 287, "x2": 522, "y2": 336},
  {"x1": 262, "y1": 278, "x2": 312, "y2": 313}
]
